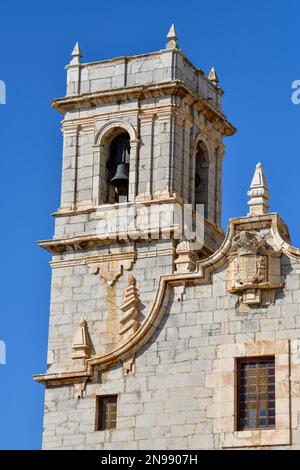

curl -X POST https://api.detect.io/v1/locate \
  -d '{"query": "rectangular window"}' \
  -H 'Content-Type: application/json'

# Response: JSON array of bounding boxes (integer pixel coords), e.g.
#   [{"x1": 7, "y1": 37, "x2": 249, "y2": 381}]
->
[
  {"x1": 237, "y1": 357, "x2": 275, "y2": 430},
  {"x1": 96, "y1": 395, "x2": 118, "y2": 431}
]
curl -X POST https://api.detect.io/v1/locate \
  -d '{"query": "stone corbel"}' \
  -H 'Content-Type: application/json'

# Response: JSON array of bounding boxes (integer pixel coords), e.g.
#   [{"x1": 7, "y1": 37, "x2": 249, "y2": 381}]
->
[
  {"x1": 88, "y1": 258, "x2": 134, "y2": 286},
  {"x1": 73, "y1": 380, "x2": 87, "y2": 399},
  {"x1": 173, "y1": 283, "x2": 186, "y2": 301},
  {"x1": 122, "y1": 354, "x2": 136, "y2": 376}
]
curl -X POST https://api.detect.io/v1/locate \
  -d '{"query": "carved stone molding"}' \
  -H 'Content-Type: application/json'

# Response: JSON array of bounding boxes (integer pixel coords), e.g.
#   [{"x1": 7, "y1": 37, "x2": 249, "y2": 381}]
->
[{"x1": 51, "y1": 82, "x2": 236, "y2": 137}]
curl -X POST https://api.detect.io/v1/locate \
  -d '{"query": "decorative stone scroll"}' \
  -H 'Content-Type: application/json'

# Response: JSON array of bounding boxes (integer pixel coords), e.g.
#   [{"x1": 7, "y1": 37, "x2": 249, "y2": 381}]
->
[
  {"x1": 228, "y1": 231, "x2": 282, "y2": 306},
  {"x1": 71, "y1": 318, "x2": 90, "y2": 360},
  {"x1": 119, "y1": 275, "x2": 141, "y2": 341}
]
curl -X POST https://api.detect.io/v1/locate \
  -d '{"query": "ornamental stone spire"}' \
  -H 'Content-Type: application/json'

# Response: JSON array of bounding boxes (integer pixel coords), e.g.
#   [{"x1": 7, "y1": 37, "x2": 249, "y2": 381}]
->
[
  {"x1": 70, "y1": 41, "x2": 82, "y2": 65},
  {"x1": 166, "y1": 24, "x2": 178, "y2": 49},
  {"x1": 247, "y1": 162, "x2": 270, "y2": 216},
  {"x1": 119, "y1": 275, "x2": 141, "y2": 341},
  {"x1": 208, "y1": 66, "x2": 219, "y2": 85}
]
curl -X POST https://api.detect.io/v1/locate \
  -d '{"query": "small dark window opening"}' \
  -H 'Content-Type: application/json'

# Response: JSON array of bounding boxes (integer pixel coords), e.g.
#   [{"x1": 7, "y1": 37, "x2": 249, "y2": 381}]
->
[
  {"x1": 237, "y1": 357, "x2": 275, "y2": 430},
  {"x1": 194, "y1": 141, "x2": 209, "y2": 218},
  {"x1": 106, "y1": 132, "x2": 130, "y2": 203},
  {"x1": 96, "y1": 395, "x2": 118, "y2": 431}
]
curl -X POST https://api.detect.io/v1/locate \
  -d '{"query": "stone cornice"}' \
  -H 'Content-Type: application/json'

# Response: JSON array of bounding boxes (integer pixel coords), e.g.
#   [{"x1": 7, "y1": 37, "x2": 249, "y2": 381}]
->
[
  {"x1": 39, "y1": 228, "x2": 177, "y2": 254},
  {"x1": 51, "y1": 81, "x2": 235, "y2": 137},
  {"x1": 50, "y1": 248, "x2": 175, "y2": 269},
  {"x1": 39, "y1": 218, "x2": 224, "y2": 255},
  {"x1": 38, "y1": 228, "x2": 219, "y2": 255},
  {"x1": 34, "y1": 212, "x2": 298, "y2": 387}
]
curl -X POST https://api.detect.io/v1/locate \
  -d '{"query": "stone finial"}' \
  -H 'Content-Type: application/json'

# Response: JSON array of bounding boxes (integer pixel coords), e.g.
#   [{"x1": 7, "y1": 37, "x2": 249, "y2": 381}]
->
[
  {"x1": 174, "y1": 240, "x2": 197, "y2": 273},
  {"x1": 70, "y1": 41, "x2": 82, "y2": 65},
  {"x1": 166, "y1": 24, "x2": 178, "y2": 49},
  {"x1": 119, "y1": 275, "x2": 141, "y2": 341},
  {"x1": 71, "y1": 318, "x2": 90, "y2": 359},
  {"x1": 208, "y1": 66, "x2": 219, "y2": 85},
  {"x1": 247, "y1": 162, "x2": 270, "y2": 216}
]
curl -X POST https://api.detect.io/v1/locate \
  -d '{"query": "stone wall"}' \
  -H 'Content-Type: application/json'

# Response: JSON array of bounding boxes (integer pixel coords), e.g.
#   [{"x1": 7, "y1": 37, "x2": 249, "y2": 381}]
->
[{"x1": 42, "y1": 246, "x2": 300, "y2": 449}]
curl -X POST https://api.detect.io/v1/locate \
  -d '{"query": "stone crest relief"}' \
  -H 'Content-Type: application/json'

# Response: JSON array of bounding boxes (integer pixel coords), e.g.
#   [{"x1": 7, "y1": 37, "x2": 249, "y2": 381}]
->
[
  {"x1": 228, "y1": 231, "x2": 282, "y2": 306},
  {"x1": 233, "y1": 254, "x2": 266, "y2": 286}
]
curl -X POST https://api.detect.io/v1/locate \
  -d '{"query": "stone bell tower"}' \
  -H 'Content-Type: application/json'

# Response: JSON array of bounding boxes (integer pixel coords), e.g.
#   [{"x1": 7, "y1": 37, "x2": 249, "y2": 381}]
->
[{"x1": 35, "y1": 26, "x2": 235, "y2": 449}]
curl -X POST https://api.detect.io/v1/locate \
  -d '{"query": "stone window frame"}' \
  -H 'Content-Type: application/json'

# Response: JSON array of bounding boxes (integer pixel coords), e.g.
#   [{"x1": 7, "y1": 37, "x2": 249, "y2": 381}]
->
[
  {"x1": 206, "y1": 340, "x2": 291, "y2": 448},
  {"x1": 96, "y1": 394, "x2": 118, "y2": 431},
  {"x1": 236, "y1": 355, "x2": 276, "y2": 430}
]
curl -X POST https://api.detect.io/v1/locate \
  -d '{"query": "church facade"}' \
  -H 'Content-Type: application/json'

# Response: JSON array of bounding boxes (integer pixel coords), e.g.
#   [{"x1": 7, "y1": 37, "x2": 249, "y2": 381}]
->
[{"x1": 35, "y1": 26, "x2": 300, "y2": 449}]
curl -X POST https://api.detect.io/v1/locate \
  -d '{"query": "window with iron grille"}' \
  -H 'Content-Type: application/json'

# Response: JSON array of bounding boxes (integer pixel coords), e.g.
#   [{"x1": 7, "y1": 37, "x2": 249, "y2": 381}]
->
[
  {"x1": 237, "y1": 357, "x2": 275, "y2": 430},
  {"x1": 96, "y1": 395, "x2": 118, "y2": 431}
]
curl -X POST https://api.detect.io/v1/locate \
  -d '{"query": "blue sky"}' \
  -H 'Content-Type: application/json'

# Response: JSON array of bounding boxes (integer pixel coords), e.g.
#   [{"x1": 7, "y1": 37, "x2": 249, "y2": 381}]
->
[{"x1": 0, "y1": 0, "x2": 300, "y2": 449}]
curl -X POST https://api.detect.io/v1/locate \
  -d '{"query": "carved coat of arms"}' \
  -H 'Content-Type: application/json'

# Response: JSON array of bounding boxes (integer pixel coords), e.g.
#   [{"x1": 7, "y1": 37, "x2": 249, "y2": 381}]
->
[
  {"x1": 228, "y1": 230, "x2": 282, "y2": 306},
  {"x1": 234, "y1": 254, "x2": 266, "y2": 287}
]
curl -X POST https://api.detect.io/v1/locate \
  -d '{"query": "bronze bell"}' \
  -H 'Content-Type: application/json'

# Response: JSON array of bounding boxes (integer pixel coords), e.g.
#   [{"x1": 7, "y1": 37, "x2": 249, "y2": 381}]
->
[{"x1": 110, "y1": 163, "x2": 129, "y2": 188}]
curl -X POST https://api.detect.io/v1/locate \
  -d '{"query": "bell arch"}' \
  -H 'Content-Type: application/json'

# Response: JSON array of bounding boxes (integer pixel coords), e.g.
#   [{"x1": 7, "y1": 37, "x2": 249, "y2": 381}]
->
[
  {"x1": 95, "y1": 120, "x2": 137, "y2": 146},
  {"x1": 106, "y1": 131, "x2": 130, "y2": 203},
  {"x1": 191, "y1": 137, "x2": 210, "y2": 219},
  {"x1": 92, "y1": 121, "x2": 138, "y2": 205}
]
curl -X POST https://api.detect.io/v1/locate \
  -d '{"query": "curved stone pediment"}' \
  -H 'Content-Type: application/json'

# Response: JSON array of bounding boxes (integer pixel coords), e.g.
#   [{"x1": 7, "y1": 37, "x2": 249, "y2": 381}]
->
[{"x1": 33, "y1": 211, "x2": 298, "y2": 387}]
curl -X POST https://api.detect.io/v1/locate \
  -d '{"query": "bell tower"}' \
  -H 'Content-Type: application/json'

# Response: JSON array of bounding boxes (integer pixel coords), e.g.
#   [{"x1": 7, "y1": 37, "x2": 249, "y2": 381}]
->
[
  {"x1": 35, "y1": 26, "x2": 235, "y2": 449},
  {"x1": 49, "y1": 25, "x2": 235, "y2": 255}
]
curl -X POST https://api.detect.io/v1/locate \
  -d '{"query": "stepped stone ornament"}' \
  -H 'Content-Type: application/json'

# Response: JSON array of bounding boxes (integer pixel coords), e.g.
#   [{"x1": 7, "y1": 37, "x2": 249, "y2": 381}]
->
[
  {"x1": 228, "y1": 231, "x2": 282, "y2": 306},
  {"x1": 119, "y1": 275, "x2": 141, "y2": 341},
  {"x1": 166, "y1": 24, "x2": 178, "y2": 49},
  {"x1": 208, "y1": 67, "x2": 219, "y2": 85},
  {"x1": 71, "y1": 318, "x2": 90, "y2": 360},
  {"x1": 247, "y1": 162, "x2": 270, "y2": 216}
]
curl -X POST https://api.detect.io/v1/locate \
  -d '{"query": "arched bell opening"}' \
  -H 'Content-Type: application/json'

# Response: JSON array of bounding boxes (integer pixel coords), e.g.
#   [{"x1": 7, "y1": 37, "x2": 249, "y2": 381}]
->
[
  {"x1": 194, "y1": 141, "x2": 209, "y2": 218},
  {"x1": 106, "y1": 131, "x2": 130, "y2": 203}
]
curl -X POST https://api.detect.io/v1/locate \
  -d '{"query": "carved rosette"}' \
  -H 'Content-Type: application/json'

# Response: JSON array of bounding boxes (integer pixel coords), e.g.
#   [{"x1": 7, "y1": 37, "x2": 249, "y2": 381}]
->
[
  {"x1": 119, "y1": 275, "x2": 141, "y2": 341},
  {"x1": 228, "y1": 231, "x2": 282, "y2": 306}
]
